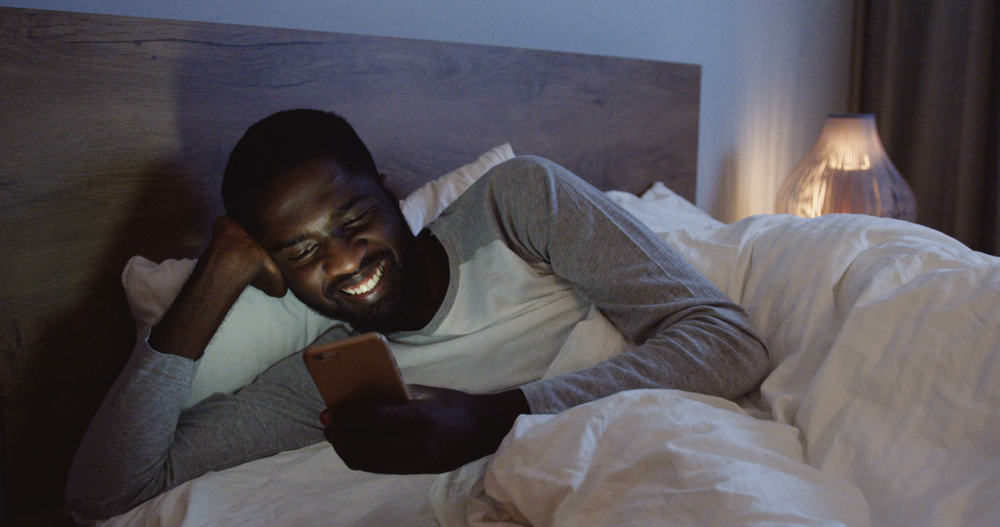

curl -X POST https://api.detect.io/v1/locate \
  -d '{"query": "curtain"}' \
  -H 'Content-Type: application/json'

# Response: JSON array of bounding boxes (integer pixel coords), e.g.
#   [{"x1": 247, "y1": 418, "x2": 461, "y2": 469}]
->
[{"x1": 850, "y1": 0, "x2": 1000, "y2": 255}]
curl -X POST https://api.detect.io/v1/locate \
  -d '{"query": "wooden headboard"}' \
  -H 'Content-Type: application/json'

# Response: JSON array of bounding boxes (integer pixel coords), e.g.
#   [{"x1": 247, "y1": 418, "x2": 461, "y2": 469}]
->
[{"x1": 0, "y1": 7, "x2": 699, "y2": 521}]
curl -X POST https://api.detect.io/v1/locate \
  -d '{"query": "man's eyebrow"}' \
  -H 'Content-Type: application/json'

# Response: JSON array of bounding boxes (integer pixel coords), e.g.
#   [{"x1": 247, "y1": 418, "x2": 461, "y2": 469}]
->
[
  {"x1": 270, "y1": 196, "x2": 370, "y2": 252},
  {"x1": 272, "y1": 235, "x2": 308, "y2": 252},
  {"x1": 336, "y1": 196, "x2": 368, "y2": 215}
]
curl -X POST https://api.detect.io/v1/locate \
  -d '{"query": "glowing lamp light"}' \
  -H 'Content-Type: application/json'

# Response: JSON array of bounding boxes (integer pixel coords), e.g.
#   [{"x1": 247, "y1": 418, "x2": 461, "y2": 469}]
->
[{"x1": 776, "y1": 114, "x2": 917, "y2": 220}]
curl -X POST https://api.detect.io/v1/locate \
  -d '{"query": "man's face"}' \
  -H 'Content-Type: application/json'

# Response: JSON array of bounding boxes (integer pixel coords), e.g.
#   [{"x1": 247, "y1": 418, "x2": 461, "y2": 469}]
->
[{"x1": 252, "y1": 157, "x2": 420, "y2": 333}]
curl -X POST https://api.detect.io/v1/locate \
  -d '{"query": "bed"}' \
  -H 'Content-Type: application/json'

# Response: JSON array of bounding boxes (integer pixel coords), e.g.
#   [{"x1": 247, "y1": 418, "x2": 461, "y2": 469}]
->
[{"x1": 2, "y1": 7, "x2": 998, "y2": 527}]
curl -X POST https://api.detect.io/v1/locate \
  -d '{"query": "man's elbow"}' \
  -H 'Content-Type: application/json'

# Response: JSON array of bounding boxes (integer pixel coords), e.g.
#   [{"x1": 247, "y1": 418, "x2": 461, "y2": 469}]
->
[
  {"x1": 744, "y1": 334, "x2": 771, "y2": 390},
  {"x1": 65, "y1": 484, "x2": 125, "y2": 521},
  {"x1": 686, "y1": 309, "x2": 771, "y2": 399},
  {"x1": 64, "y1": 464, "x2": 160, "y2": 520},
  {"x1": 724, "y1": 320, "x2": 771, "y2": 399}
]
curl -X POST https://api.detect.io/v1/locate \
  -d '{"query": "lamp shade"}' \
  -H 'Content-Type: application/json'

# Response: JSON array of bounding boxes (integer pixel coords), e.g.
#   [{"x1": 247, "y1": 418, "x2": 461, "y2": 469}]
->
[{"x1": 775, "y1": 114, "x2": 916, "y2": 221}]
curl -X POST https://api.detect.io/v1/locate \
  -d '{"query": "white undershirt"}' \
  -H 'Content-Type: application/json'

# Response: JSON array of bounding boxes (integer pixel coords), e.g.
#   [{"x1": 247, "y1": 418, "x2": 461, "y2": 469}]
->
[{"x1": 389, "y1": 238, "x2": 628, "y2": 394}]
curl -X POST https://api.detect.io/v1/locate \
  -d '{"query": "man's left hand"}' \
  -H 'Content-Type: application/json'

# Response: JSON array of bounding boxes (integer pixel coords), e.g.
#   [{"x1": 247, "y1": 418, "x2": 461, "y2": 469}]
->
[{"x1": 321, "y1": 385, "x2": 528, "y2": 474}]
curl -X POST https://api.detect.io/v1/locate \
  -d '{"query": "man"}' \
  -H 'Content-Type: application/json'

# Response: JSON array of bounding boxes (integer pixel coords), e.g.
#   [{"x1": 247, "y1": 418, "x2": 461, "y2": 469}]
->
[{"x1": 66, "y1": 109, "x2": 768, "y2": 518}]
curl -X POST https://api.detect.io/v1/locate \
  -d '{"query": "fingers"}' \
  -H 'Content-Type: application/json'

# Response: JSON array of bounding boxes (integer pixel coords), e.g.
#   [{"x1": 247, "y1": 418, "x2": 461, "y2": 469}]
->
[
  {"x1": 211, "y1": 215, "x2": 256, "y2": 242},
  {"x1": 319, "y1": 386, "x2": 490, "y2": 474},
  {"x1": 325, "y1": 427, "x2": 425, "y2": 473},
  {"x1": 406, "y1": 384, "x2": 448, "y2": 401},
  {"x1": 211, "y1": 214, "x2": 241, "y2": 234},
  {"x1": 252, "y1": 255, "x2": 287, "y2": 297},
  {"x1": 211, "y1": 215, "x2": 288, "y2": 297},
  {"x1": 321, "y1": 392, "x2": 452, "y2": 473},
  {"x1": 326, "y1": 398, "x2": 432, "y2": 432},
  {"x1": 322, "y1": 400, "x2": 431, "y2": 473}
]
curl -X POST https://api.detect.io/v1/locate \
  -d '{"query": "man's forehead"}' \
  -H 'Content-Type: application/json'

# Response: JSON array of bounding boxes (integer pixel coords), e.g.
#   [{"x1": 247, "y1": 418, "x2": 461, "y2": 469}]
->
[
  {"x1": 255, "y1": 161, "x2": 380, "y2": 245},
  {"x1": 262, "y1": 158, "x2": 371, "y2": 208},
  {"x1": 276, "y1": 156, "x2": 355, "y2": 190}
]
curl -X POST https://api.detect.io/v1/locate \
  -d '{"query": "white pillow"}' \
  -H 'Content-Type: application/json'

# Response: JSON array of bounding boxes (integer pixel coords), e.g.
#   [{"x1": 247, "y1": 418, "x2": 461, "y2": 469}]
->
[
  {"x1": 400, "y1": 144, "x2": 514, "y2": 234},
  {"x1": 122, "y1": 257, "x2": 337, "y2": 409},
  {"x1": 605, "y1": 182, "x2": 721, "y2": 232},
  {"x1": 123, "y1": 144, "x2": 515, "y2": 408}
]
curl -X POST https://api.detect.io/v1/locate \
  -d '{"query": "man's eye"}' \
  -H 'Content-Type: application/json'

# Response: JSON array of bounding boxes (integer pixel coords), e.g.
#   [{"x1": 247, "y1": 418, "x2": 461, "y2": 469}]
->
[
  {"x1": 343, "y1": 208, "x2": 375, "y2": 229},
  {"x1": 290, "y1": 244, "x2": 318, "y2": 262}
]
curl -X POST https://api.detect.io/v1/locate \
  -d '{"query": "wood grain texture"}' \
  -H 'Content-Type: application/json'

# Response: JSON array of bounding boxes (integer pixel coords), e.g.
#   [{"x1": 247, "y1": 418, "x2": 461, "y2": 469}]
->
[{"x1": 0, "y1": 7, "x2": 699, "y2": 517}]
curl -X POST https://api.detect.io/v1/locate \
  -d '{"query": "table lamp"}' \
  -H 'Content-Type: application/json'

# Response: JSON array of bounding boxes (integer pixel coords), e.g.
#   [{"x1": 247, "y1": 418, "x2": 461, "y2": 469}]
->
[{"x1": 775, "y1": 113, "x2": 917, "y2": 221}]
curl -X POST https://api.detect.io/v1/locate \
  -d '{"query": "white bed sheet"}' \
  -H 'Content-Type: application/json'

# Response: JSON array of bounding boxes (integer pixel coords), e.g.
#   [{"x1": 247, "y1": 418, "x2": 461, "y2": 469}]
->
[
  {"x1": 99, "y1": 443, "x2": 437, "y2": 526},
  {"x1": 99, "y1": 195, "x2": 1000, "y2": 527}
]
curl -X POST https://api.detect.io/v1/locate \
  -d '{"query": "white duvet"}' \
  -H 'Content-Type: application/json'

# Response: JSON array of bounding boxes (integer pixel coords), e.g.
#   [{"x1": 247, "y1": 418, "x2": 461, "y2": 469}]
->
[
  {"x1": 433, "y1": 390, "x2": 868, "y2": 527},
  {"x1": 665, "y1": 214, "x2": 1000, "y2": 527},
  {"x1": 101, "y1": 200, "x2": 1000, "y2": 526}
]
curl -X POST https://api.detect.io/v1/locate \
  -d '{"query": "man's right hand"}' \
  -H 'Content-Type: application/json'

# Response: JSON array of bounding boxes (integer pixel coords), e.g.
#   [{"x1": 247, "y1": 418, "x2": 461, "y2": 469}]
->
[
  {"x1": 149, "y1": 216, "x2": 286, "y2": 360},
  {"x1": 209, "y1": 216, "x2": 286, "y2": 298}
]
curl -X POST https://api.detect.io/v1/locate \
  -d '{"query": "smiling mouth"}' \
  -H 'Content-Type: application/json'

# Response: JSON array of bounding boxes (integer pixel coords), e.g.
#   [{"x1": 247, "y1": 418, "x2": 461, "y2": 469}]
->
[{"x1": 340, "y1": 260, "x2": 386, "y2": 296}]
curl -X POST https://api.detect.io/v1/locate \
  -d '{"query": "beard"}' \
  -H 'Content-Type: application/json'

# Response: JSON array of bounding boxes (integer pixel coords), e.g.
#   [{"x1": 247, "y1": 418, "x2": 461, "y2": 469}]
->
[{"x1": 312, "y1": 250, "x2": 423, "y2": 334}]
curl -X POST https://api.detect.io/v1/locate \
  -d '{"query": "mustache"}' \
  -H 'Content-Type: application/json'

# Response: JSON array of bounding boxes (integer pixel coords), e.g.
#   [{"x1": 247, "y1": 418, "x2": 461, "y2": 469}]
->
[{"x1": 325, "y1": 250, "x2": 395, "y2": 296}]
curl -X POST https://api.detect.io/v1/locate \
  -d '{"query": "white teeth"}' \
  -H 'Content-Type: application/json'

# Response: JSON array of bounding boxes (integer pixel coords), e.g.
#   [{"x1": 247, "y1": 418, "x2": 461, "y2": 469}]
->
[{"x1": 341, "y1": 261, "x2": 385, "y2": 296}]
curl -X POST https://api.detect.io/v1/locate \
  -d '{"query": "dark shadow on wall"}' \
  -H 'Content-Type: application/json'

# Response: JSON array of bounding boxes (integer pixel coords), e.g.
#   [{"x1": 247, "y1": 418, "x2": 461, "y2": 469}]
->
[
  {"x1": 1, "y1": 419, "x2": 8, "y2": 527},
  {"x1": 6, "y1": 161, "x2": 214, "y2": 523}
]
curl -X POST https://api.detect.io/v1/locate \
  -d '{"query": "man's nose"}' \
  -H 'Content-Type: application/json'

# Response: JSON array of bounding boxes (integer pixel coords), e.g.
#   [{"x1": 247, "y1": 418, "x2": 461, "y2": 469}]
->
[{"x1": 322, "y1": 237, "x2": 366, "y2": 279}]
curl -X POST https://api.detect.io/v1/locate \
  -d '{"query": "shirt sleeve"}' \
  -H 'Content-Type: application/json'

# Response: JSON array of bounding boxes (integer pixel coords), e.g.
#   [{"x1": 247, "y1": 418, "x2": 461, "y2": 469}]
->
[
  {"x1": 65, "y1": 333, "x2": 326, "y2": 519},
  {"x1": 436, "y1": 156, "x2": 770, "y2": 415}
]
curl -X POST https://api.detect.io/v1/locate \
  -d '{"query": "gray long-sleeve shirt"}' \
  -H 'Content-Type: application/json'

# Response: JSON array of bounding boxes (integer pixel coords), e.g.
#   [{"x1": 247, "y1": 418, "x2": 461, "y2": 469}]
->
[{"x1": 66, "y1": 156, "x2": 768, "y2": 518}]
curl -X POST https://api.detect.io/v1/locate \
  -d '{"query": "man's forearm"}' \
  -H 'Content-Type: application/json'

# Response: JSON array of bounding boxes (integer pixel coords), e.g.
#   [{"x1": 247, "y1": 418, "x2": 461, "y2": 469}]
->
[
  {"x1": 321, "y1": 385, "x2": 530, "y2": 474},
  {"x1": 68, "y1": 217, "x2": 289, "y2": 517},
  {"x1": 65, "y1": 239, "x2": 256, "y2": 518},
  {"x1": 149, "y1": 241, "x2": 261, "y2": 360},
  {"x1": 521, "y1": 308, "x2": 768, "y2": 414},
  {"x1": 451, "y1": 156, "x2": 770, "y2": 414},
  {"x1": 65, "y1": 339, "x2": 196, "y2": 518}
]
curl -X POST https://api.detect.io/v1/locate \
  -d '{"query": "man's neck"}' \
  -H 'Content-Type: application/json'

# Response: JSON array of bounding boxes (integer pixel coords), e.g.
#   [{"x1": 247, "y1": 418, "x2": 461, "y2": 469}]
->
[{"x1": 400, "y1": 229, "x2": 450, "y2": 332}]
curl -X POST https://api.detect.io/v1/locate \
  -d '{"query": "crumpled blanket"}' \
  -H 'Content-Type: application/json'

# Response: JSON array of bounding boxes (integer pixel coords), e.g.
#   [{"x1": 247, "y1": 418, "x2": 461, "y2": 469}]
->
[{"x1": 431, "y1": 389, "x2": 869, "y2": 527}]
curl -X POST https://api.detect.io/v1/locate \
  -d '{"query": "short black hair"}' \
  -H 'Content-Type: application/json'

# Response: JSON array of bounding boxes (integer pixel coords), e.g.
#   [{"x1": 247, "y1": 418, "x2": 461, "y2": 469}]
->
[{"x1": 221, "y1": 109, "x2": 378, "y2": 235}]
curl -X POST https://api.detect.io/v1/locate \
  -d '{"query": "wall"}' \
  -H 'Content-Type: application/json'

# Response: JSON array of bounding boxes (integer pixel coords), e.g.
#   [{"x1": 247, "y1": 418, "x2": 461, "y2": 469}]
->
[{"x1": 2, "y1": 0, "x2": 854, "y2": 221}]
